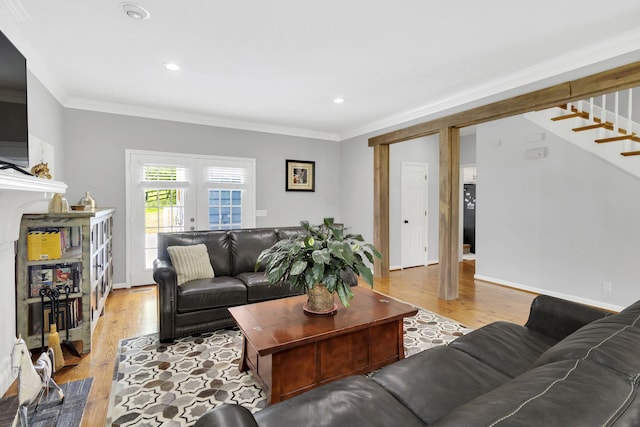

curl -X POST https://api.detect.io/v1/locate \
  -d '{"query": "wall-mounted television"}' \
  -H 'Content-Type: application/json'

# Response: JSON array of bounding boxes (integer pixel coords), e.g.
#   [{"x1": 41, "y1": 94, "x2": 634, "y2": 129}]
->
[{"x1": 0, "y1": 30, "x2": 28, "y2": 168}]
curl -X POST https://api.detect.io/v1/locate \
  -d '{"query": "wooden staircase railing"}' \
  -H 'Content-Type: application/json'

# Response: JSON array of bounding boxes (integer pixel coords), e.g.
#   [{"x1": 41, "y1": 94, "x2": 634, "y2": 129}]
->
[{"x1": 553, "y1": 89, "x2": 640, "y2": 156}]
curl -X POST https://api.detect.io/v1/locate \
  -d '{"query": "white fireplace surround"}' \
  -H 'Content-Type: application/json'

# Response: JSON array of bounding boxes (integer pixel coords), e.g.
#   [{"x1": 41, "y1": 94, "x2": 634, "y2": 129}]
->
[{"x1": 0, "y1": 170, "x2": 66, "y2": 395}]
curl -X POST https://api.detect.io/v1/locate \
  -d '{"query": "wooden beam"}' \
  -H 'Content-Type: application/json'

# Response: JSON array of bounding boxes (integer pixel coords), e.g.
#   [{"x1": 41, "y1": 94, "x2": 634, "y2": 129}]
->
[
  {"x1": 570, "y1": 61, "x2": 640, "y2": 98},
  {"x1": 368, "y1": 60, "x2": 640, "y2": 147},
  {"x1": 438, "y1": 127, "x2": 460, "y2": 300},
  {"x1": 373, "y1": 144, "x2": 390, "y2": 278}
]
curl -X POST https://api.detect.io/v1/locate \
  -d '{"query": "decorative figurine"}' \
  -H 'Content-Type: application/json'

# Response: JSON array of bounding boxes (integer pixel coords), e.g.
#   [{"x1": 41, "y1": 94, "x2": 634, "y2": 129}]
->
[
  {"x1": 10, "y1": 336, "x2": 65, "y2": 426},
  {"x1": 30, "y1": 162, "x2": 52, "y2": 179}
]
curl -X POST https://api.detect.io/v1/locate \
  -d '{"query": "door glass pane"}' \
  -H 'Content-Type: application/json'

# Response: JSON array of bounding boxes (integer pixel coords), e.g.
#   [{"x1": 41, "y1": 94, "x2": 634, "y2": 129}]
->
[
  {"x1": 208, "y1": 188, "x2": 242, "y2": 230},
  {"x1": 144, "y1": 188, "x2": 185, "y2": 268}
]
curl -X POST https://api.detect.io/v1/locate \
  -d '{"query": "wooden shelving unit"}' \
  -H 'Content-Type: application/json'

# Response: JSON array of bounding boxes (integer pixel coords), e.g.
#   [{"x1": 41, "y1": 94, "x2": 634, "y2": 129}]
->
[{"x1": 15, "y1": 208, "x2": 114, "y2": 353}]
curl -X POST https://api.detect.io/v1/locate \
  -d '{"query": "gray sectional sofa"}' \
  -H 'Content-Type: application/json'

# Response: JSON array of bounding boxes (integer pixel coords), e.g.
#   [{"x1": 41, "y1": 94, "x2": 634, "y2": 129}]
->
[{"x1": 195, "y1": 294, "x2": 640, "y2": 426}]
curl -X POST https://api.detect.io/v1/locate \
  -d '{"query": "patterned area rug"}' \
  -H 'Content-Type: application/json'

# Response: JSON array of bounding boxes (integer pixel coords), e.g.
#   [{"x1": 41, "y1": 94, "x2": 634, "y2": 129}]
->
[
  {"x1": 0, "y1": 378, "x2": 93, "y2": 427},
  {"x1": 107, "y1": 308, "x2": 472, "y2": 426}
]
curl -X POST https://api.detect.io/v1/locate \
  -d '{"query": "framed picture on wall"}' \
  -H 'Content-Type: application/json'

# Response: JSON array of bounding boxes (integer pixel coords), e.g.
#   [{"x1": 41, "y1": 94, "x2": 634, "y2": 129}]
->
[{"x1": 286, "y1": 159, "x2": 315, "y2": 192}]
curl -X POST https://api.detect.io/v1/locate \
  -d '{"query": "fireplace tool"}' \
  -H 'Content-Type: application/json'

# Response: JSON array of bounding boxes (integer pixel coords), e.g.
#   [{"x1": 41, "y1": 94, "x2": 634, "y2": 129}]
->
[{"x1": 39, "y1": 286, "x2": 81, "y2": 358}]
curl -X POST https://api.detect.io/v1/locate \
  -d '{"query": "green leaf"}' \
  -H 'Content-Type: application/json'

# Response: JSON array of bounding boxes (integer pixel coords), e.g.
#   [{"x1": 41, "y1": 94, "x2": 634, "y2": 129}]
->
[
  {"x1": 342, "y1": 243, "x2": 355, "y2": 265},
  {"x1": 327, "y1": 241, "x2": 345, "y2": 260},
  {"x1": 332, "y1": 227, "x2": 343, "y2": 241},
  {"x1": 364, "y1": 243, "x2": 382, "y2": 259},
  {"x1": 336, "y1": 283, "x2": 350, "y2": 308},
  {"x1": 267, "y1": 266, "x2": 286, "y2": 284},
  {"x1": 312, "y1": 248, "x2": 330, "y2": 264},
  {"x1": 322, "y1": 273, "x2": 337, "y2": 291},
  {"x1": 311, "y1": 262, "x2": 325, "y2": 282},
  {"x1": 356, "y1": 263, "x2": 374, "y2": 287},
  {"x1": 363, "y1": 250, "x2": 374, "y2": 264},
  {"x1": 323, "y1": 217, "x2": 334, "y2": 228},
  {"x1": 347, "y1": 234, "x2": 364, "y2": 242},
  {"x1": 304, "y1": 236, "x2": 315, "y2": 247},
  {"x1": 305, "y1": 271, "x2": 316, "y2": 288},
  {"x1": 290, "y1": 260, "x2": 307, "y2": 276}
]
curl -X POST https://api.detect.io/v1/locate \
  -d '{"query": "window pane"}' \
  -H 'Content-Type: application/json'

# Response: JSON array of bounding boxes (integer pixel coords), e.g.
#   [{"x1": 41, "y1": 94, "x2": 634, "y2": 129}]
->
[
  {"x1": 232, "y1": 207, "x2": 241, "y2": 224},
  {"x1": 208, "y1": 187, "x2": 243, "y2": 229},
  {"x1": 232, "y1": 190, "x2": 242, "y2": 205},
  {"x1": 221, "y1": 190, "x2": 230, "y2": 206},
  {"x1": 221, "y1": 207, "x2": 230, "y2": 224},
  {"x1": 144, "y1": 188, "x2": 186, "y2": 268},
  {"x1": 209, "y1": 207, "x2": 220, "y2": 224},
  {"x1": 210, "y1": 190, "x2": 219, "y2": 204}
]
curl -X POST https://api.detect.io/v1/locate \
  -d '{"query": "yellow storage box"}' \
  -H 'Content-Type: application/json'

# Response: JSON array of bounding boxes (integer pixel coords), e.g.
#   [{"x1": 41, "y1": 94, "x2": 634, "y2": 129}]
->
[{"x1": 27, "y1": 230, "x2": 62, "y2": 261}]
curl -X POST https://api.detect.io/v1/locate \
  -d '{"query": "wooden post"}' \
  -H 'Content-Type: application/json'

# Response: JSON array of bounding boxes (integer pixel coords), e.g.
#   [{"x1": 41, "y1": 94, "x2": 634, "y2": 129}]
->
[
  {"x1": 438, "y1": 127, "x2": 460, "y2": 300},
  {"x1": 373, "y1": 144, "x2": 390, "y2": 278}
]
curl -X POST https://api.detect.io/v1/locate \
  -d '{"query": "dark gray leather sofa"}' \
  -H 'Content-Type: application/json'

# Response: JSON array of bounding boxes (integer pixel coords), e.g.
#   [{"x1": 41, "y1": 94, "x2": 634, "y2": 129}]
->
[
  {"x1": 153, "y1": 227, "x2": 316, "y2": 342},
  {"x1": 195, "y1": 295, "x2": 640, "y2": 426}
]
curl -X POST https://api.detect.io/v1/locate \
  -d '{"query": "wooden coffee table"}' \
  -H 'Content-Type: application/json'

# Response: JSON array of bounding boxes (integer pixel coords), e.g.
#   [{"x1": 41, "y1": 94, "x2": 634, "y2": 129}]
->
[{"x1": 228, "y1": 286, "x2": 418, "y2": 404}]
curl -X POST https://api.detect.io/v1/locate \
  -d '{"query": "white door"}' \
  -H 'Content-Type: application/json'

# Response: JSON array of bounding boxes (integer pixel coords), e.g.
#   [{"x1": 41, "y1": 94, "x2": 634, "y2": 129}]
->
[
  {"x1": 126, "y1": 150, "x2": 256, "y2": 286},
  {"x1": 401, "y1": 162, "x2": 428, "y2": 268}
]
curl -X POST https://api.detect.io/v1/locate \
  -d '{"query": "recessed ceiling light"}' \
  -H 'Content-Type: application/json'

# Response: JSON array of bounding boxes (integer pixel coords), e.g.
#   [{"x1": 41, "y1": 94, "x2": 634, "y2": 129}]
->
[
  {"x1": 121, "y1": 2, "x2": 150, "y2": 20},
  {"x1": 333, "y1": 98, "x2": 344, "y2": 104},
  {"x1": 163, "y1": 62, "x2": 180, "y2": 71}
]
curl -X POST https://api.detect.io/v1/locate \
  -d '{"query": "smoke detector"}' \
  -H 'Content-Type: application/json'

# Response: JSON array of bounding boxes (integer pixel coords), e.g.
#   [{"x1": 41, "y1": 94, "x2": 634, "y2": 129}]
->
[{"x1": 121, "y1": 3, "x2": 150, "y2": 20}]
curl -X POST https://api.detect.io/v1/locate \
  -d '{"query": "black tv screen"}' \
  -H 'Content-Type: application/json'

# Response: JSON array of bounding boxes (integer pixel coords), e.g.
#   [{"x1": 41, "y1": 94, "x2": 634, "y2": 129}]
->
[{"x1": 0, "y1": 30, "x2": 28, "y2": 167}]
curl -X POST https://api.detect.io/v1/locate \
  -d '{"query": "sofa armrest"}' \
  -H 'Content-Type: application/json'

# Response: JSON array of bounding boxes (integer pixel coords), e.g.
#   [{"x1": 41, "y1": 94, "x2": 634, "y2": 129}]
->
[
  {"x1": 524, "y1": 295, "x2": 609, "y2": 341},
  {"x1": 193, "y1": 404, "x2": 259, "y2": 427},
  {"x1": 153, "y1": 259, "x2": 178, "y2": 342}
]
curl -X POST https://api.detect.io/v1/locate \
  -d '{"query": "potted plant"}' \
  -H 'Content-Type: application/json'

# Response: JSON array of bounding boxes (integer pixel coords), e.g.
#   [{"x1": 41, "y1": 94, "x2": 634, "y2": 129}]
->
[{"x1": 256, "y1": 218, "x2": 381, "y2": 314}]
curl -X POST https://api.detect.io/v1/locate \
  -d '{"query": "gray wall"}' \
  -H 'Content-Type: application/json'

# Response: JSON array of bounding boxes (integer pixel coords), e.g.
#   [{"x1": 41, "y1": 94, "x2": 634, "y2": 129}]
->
[
  {"x1": 389, "y1": 136, "x2": 439, "y2": 267},
  {"x1": 27, "y1": 71, "x2": 65, "y2": 180},
  {"x1": 340, "y1": 134, "x2": 374, "y2": 245},
  {"x1": 341, "y1": 132, "x2": 476, "y2": 269},
  {"x1": 62, "y1": 109, "x2": 343, "y2": 284},
  {"x1": 475, "y1": 115, "x2": 640, "y2": 309}
]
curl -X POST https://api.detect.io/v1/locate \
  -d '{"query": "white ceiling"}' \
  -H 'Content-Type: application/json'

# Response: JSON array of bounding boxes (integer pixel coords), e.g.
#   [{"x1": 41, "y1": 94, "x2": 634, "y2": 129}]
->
[{"x1": 1, "y1": 1, "x2": 640, "y2": 141}]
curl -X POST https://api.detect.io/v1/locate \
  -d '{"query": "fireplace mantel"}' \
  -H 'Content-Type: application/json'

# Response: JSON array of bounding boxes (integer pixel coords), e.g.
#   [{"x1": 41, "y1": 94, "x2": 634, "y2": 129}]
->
[
  {"x1": 0, "y1": 171, "x2": 67, "y2": 395},
  {"x1": 0, "y1": 171, "x2": 67, "y2": 242}
]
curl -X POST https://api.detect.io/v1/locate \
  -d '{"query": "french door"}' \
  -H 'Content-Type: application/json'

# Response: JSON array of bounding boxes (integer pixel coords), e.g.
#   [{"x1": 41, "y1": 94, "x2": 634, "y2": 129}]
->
[{"x1": 126, "y1": 150, "x2": 255, "y2": 286}]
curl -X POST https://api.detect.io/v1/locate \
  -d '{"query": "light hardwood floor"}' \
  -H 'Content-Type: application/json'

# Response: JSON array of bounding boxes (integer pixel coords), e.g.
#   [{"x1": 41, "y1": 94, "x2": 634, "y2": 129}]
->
[{"x1": 4, "y1": 260, "x2": 536, "y2": 426}]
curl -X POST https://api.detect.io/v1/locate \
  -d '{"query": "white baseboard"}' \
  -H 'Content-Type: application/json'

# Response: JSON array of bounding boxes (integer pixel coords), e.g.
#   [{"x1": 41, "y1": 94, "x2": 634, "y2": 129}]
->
[
  {"x1": 428, "y1": 259, "x2": 439, "y2": 266},
  {"x1": 474, "y1": 274, "x2": 625, "y2": 312},
  {"x1": 113, "y1": 282, "x2": 129, "y2": 290},
  {"x1": 390, "y1": 260, "x2": 438, "y2": 271}
]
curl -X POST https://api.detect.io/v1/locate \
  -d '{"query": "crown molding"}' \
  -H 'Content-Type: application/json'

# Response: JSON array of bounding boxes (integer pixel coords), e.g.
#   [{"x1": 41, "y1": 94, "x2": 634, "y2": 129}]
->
[
  {"x1": 338, "y1": 27, "x2": 640, "y2": 141},
  {"x1": 64, "y1": 97, "x2": 341, "y2": 142}
]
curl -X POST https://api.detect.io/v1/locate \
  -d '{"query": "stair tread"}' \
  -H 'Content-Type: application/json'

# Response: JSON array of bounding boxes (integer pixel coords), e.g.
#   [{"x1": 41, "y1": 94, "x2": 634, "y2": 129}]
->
[
  {"x1": 551, "y1": 112, "x2": 588, "y2": 121},
  {"x1": 595, "y1": 134, "x2": 640, "y2": 144},
  {"x1": 573, "y1": 123, "x2": 607, "y2": 132},
  {"x1": 621, "y1": 151, "x2": 640, "y2": 157}
]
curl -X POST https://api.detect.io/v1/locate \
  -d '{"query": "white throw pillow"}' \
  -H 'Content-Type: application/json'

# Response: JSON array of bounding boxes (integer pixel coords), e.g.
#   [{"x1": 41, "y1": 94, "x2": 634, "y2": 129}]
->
[{"x1": 167, "y1": 244, "x2": 215, "y2": 286}]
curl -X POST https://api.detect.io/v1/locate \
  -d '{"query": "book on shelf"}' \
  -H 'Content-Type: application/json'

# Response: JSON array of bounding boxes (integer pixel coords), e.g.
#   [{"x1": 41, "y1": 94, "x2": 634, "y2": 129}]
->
[
  {"x1": 29, "y1": 263, "x2": 81, "y2": 298},
  {"x1": 29, "y1": 266, "x2": 54, "y2": 297},
  {"x1": 29, "y1": 297, "x2": 83, "y2": 335},
  {"x1": 26, "y1": 227, "x2": 76, "y2": 261}
]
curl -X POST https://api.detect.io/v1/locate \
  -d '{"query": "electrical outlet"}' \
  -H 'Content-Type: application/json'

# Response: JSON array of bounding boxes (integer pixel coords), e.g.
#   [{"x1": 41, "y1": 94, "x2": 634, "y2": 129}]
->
[{"x1": 602, "y1": 281, "x2": 613, "y2": 293}]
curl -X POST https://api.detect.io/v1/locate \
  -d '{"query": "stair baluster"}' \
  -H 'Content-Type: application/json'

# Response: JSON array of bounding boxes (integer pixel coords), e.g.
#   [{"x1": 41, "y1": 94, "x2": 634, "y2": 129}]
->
[{"x1": 614, "y1": 91, "x2": 619, "y2": 134}]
